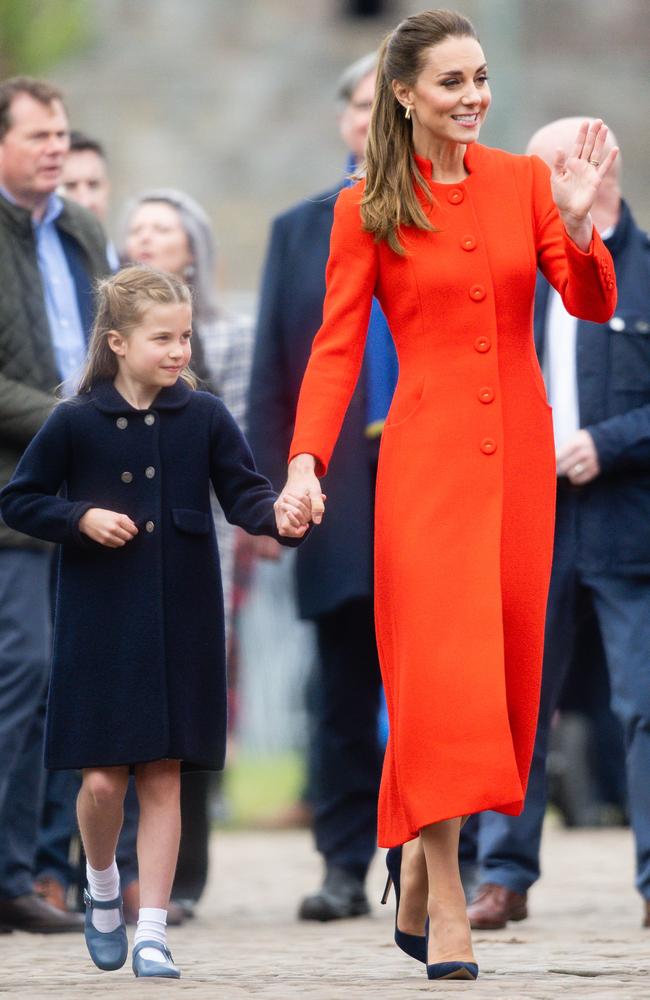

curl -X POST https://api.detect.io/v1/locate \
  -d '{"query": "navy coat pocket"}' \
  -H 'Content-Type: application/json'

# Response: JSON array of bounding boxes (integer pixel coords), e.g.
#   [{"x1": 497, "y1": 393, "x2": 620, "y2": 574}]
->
[{"x1": 172, "y1": 508, "x2": 211, "y2": 535}]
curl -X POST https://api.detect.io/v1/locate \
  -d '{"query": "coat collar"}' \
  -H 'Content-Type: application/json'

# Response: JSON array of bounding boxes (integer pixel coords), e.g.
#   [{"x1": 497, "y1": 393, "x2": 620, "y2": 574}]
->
[{"x1": 88, "y1": 379, "x2": 193, "y2": 414}]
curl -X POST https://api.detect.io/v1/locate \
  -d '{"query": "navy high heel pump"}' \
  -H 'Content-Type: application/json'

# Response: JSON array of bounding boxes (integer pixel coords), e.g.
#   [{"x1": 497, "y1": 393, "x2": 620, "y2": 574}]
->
[
  {"x1": 424, "y1": 897, "x2": 479, "y2": 981},
  {"x1": 426, "y1": 960, "x2": 479, "y2": 981},
  {"x1": 381, "y1": 846, "x2": 427, "y2": 964}
]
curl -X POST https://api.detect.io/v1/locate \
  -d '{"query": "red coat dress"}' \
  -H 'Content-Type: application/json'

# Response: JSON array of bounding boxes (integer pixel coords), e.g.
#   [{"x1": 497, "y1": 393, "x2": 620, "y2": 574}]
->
[{"x1": 290, "y1": 143, "x2": 617, "y2": 847}]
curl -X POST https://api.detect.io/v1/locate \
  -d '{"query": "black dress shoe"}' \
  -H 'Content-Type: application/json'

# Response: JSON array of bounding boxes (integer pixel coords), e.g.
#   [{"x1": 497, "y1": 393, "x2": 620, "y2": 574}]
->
[
  {"x1": 298, "y1": 866, "x2": 370, "y2": 922},
  {"x1": 0, "y1": 893, "x2": 84, "y2": 933}
]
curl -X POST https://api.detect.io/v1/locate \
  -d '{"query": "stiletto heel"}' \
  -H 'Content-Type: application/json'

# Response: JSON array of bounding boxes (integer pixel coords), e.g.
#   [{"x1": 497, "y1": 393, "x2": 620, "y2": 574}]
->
[{"x1": 382, "y1": 846, "x2": 427, "y2": 964}]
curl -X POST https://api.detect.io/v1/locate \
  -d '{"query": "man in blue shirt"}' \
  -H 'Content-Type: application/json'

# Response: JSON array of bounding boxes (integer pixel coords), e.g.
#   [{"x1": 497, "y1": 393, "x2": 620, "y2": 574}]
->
[{"x1": 0, "y1": 76, "x2": 108, "y2": 934}]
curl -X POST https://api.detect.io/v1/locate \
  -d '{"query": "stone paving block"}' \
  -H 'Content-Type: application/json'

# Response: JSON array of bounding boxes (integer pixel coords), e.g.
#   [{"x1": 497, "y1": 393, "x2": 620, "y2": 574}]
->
[{"x1": 1, "y1": 824, "x2": 648, "y2": 998}]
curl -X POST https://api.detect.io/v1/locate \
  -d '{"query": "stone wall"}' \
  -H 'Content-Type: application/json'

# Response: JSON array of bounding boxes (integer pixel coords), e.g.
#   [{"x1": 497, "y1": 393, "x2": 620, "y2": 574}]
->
[{"x1": 51, "y1": 0, "x2": 649, "y2": 299}]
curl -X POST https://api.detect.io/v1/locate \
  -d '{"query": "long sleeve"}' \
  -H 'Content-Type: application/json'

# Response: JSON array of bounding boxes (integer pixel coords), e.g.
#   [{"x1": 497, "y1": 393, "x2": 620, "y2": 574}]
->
[
  {"x1": 0, "y1": 372, "x2": 55, "y2": 449},
  {"x1": 209, "y1": 399, "x2": 303, "y2": 547},
  {"x1": 0, "y1": 403, "x2": 93, "y2": 545},
  {"x1": 289, "y1": 185, "x2": 378, "y2": 475},
  {"x1": 587, "y1": 406, "x2": 650, "y2": 475},
  {"x1": 531, "y1": 155, "x2": 617, "y2": 323}
]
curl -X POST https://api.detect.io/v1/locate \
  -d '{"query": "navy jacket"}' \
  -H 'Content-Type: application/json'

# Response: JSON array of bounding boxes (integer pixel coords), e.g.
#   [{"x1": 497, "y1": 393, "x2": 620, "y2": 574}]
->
[
  {"x1": 248, "y1": 186, "x2": 374, "y2": 620},
  {"x1": 534, "y1": 201, "x2": 650, "y2": 574},
  {"x1": 0, "y1": 381, "x2": 299, "y2": 770}
]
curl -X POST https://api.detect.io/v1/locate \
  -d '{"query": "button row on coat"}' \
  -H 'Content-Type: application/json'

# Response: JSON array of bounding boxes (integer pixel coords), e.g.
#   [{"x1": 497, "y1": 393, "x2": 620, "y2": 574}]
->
[
  {"x1": 120, "y1": 467, "x2": 156, "y2": 483},
  {"x1": 115, "y1": 413, "x2": 156, "y2": 429}
]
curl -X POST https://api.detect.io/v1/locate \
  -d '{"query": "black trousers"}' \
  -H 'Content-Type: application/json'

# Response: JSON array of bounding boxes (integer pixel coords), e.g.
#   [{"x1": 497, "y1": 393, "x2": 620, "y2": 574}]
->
[{"x1": 310, "y1": 597, "x2": 383, "y2": 877}]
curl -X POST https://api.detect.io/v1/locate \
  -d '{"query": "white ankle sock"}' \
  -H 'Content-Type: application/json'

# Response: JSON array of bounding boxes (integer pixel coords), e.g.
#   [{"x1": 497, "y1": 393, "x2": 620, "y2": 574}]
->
[
  {"x1": 134, "y1": 907, "x2": 169, "y2": 962},
  {"x1": 86, "y1": 859, "x2": 121, "y2": 933}
]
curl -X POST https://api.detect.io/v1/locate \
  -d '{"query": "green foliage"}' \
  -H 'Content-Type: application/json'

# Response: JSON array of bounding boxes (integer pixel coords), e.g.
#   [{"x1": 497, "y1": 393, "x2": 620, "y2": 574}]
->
[
  {"x1": 221, "y1": 752, "x2": 305, "y2": 828},
  {"x1": 0, "y1": 0, "x2": 92, "y2": 77}
]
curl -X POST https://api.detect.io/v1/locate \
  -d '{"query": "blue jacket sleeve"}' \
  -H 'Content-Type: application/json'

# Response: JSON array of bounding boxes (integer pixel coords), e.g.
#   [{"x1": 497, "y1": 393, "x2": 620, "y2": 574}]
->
[
  {"x1": 587, "y1": 405, "x2": 650, "y2": 474},
  {"x1": 209, "y1": 399, "x2": 305, "y2": 547},
  {"x1": 0, "y1": 404, "x2": 93, "y2": 545},
  {"x1": 247, "y1": 215, "x2": 295, "y2": 491}
]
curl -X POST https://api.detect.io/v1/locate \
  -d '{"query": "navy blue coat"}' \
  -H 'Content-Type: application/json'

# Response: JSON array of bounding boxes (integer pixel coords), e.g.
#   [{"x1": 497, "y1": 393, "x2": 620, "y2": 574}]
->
[
  {"x1": 0, "y1": 380, "x2": 298, "y2": 770},
  {"x1": 248, "y1": 186, "x2": 374, "y2": 620},
  {"x1": 534, "y1": 200, "x2": 650, "y2": 573}
]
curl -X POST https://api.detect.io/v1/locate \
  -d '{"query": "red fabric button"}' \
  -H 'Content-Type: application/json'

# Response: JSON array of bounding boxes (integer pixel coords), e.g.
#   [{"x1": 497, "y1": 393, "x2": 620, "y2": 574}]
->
[
  {"x1": 461, "y1": 234, "x2": 477, "y2": 251},
  {"x1": 447, "y1": 188, "x2": 464, "y2": 205},
  {"x1": 469, "y1": 284, "x2": 486, "y2": 302},
  {"x1": 478, "y1": 386, "x2": 495, "y2": 404},
  {"x1": 474, "y1": 336, "x2": 491, "y2": 353},
  {"x1": 607, "y1": 280, "x2": 615, "y2": 289},
  {"x1": 480, "y1": 438, "x2": 497, "y2": 455}
]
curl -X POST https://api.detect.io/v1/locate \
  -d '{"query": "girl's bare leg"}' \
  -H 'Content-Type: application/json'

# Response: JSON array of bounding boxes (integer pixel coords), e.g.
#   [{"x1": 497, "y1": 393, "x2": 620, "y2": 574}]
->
[
  {"x1": 77, "y1": 766, "x2": 129, "y2": 868},
  {"x1": 420, "y1": 817, "x2": 475, "y2": 964},
  {"x1": 134, "y1": 759, "x2": 181, "y2": 908}
]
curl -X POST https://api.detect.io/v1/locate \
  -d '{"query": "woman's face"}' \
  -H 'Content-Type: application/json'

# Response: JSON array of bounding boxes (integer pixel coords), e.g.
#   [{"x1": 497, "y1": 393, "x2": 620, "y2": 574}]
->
[
  {"x1": 125, "y1": 201, "x2": 193, "y2": 277},
  {"x1": 396, "y1": 35, "x2": 491, "y2": 147}
]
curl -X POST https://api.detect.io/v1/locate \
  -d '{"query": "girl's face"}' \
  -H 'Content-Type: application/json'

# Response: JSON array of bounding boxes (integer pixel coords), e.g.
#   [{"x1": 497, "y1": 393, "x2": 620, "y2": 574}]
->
[
  {"x1": 394, "y1": 35, "x2": 490, "y2": 147},
  {"x1": 109, "y1": 302, "x2": 192, "y2": 390},
  {"x1": 125, "y1": 201, "x2": 193, "y2": 277}
]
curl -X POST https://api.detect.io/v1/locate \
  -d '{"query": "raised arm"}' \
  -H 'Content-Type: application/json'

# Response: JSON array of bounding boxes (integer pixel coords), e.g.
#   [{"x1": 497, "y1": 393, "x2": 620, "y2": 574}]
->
[{"x1": 532, "y1": 120, "x2": 618, "y2": 322}]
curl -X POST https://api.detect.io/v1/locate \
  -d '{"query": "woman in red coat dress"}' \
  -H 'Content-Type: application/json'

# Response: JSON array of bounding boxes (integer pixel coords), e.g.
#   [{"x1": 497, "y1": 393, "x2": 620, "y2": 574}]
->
[{"x1": 280, "y1": 9, "x2": 618, "y2": 981}]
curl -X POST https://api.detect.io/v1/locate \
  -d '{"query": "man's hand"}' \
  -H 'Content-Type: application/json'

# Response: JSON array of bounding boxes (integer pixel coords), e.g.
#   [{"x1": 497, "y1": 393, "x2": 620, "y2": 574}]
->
[
  {"x1": 556, "y1": 429, "x2": 600, "y2": 485},
  {"x1": 79, "y1": 508, "x2": 139, "y2": 547}
]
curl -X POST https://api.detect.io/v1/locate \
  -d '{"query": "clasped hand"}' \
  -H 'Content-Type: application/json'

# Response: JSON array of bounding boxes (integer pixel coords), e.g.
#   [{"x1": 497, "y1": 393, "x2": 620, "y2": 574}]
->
[{"x1": 275, "y1": 454, "x2": 326, "y2": 537}]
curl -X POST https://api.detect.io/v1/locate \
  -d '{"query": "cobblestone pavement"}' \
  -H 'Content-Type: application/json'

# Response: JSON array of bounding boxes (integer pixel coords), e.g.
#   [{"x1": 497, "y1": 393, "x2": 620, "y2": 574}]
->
[{"x1": 2, "y1": 823, "x2": 648, "y2": 998}]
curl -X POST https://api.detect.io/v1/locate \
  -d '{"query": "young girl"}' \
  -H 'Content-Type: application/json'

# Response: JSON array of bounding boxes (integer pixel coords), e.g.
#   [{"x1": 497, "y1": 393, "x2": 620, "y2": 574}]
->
[{"x1": 0, "y1": 266, "x2": 310, "y2": 979}]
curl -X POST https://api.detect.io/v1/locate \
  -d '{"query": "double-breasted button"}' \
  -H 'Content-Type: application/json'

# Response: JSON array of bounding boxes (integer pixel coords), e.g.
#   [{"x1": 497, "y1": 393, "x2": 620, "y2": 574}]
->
[
  {"x1": 447, "y1": 188, "x2": 464, "y2": 205},
  {"x1": 145, "y1": 467, "x2": 155, "y2": 479},
  {"x1": 636, "y1": 320, "x2": 650, "y2": 333},
  {"x1": 609, "y1": 316, "x2": 624, "y2": 331},
  {"x1": 607, "y1": 280, "x2": 615, "y2": 290},
  {"x1": 478, "y1": 386, "x2": 495, "y2": 404},
  {"x1": 144, "y1": 413, "x2": 155, "y2": 426},
  {"x1": 480, "y1": 438, "x2": 497, "y2": 455},
  {"x1": 461, "y1": 234, "x2": 477, "y2": 251},
  {"x1": 469, "y1": 284, "x2": 486, "y2": 302},
  {"x1": 116, "y1": 417, "x2": 128, "y2": 430},
  {"x1": 121, "y1": 471, "x2": 133, "y2": 483},
  {"x1": 145, "y1": 520, "x2": 155, "y2": 533},
  {"x1": 474, "y1": 336, "x2": 491, "y2": 353}
]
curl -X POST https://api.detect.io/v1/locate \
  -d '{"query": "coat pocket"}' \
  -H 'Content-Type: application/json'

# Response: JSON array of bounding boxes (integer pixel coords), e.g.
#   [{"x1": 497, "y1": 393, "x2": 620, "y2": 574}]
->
[{"x1": 172, "y1": 508, "x2": 211, "y2": 535}]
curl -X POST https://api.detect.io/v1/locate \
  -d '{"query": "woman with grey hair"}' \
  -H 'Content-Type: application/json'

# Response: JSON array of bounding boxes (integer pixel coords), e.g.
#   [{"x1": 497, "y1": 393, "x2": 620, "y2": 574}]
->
[{"x1": 121, "y1": 188, "x2": 254, "y2": 915}]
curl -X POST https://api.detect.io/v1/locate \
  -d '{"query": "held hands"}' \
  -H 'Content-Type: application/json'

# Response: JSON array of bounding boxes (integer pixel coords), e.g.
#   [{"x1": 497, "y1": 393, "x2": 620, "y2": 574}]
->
[
  {"x1": 79, "y1": 508, "x2": 139, "y2": 547},
  {"x1": 550, "y1": 120, "x2": 619, "y2": 250},
  {"x1": 556, "y1": 429, "x2": 600, "y2": 485},
  {"x1": 274, "y1": 453, "x2": 326, "y2": 537}
]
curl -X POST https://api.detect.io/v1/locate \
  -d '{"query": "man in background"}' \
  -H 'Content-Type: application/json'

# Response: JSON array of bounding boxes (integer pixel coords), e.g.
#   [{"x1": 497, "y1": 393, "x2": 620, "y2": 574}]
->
[
  {"x1": 248, "y1": 53, "x2": 397, "y2": 921},
  {"x1": 0, "y1": 76, "x2": 108, "y2": 933},
  {"x1": 468, "y1": 119, "x2": 650, "y2": 930}
]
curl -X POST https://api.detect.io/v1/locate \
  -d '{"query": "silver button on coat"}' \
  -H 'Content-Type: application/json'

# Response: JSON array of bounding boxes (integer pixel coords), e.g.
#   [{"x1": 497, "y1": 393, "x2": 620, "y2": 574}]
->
[
  {"x1": 121, "y1": 471, "x2": 133, "y2": 483},
  {"x1": 144, "y1": 414, "x2": 155, "y2": 426},
  {"x1": 116, "y1": 417, "x2": 128, "y2": 429},
  {"x1": 145, "y1": 520, "x2": 155, "y2": 533},
  {"x1": 145, "y1": 467, "x2": 155, "y2": 479}
]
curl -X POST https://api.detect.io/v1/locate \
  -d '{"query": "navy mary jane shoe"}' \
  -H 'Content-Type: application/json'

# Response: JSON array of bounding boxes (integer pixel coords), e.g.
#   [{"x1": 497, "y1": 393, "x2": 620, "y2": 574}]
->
[
  {"x1": 132, "y1": 939, "x2": 181, "y2": 979},
  {"x1": 427, "y1": 961, "x2": 479, "y2": 981},
  {"x1": 83, "y1": 888, "x2": 128, "y2": 971},
  {"x1": 381, "y1": 846, "x2": 427, "y2": 964}
]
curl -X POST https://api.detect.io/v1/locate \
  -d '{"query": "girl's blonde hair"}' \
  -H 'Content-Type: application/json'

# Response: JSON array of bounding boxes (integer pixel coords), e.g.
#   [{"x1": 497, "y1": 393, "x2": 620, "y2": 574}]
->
[
  {"x1": 361, "y1": 9, "x2": 478, "y2": 255},
  {"x1": 77, "y1": 265, "x2": 196, "y2": 395}
]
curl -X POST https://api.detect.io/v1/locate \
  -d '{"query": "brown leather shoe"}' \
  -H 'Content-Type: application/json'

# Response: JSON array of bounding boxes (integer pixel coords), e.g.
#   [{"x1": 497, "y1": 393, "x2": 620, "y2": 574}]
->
[
  {"x1": 34, "y1": 876, "x2": 68, "y2": 912},
  {"x1": 0, "y1": 893, "x2": 83, "y2": 933},
  {"x1": 122, "y1": 880, "x2": 186, "y2": 926},
  {"x1": 467, "y1": 882, "x2": 528, "y2": 930}
]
